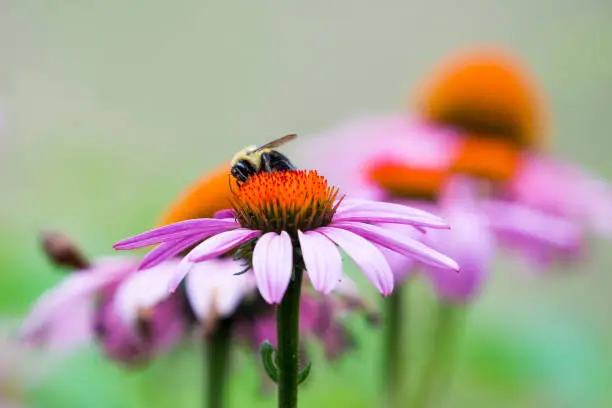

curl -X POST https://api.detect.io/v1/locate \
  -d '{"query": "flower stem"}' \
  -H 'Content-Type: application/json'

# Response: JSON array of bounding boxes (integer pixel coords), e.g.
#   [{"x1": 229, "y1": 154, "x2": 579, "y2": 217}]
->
[
  {"x1": 206, "y1": 318, "x2": 232, "y2": 408},
  {"x1": 276, "y1": 266, "x2": 304, "y2": 408},
  {"x1": 413, "y1": 303, "x2": 464, "y2": 408},
  {"x1": 383, "y1": 284, "x2": 407, "y2": 408}
]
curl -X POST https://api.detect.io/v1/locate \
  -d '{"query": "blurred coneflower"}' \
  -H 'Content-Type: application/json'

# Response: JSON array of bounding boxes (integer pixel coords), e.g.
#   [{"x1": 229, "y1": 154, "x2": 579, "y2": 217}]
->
[
  {"x1": 413, "y1": 46, "x2": 611, "y2": 267},
  {"x1": 20, "y1": 232, "x2": 187, "y2": 366},
  {"x1": 115, "y1": 168, "x2": 459, "y2": 408},
  {"x1": 299, "y1": 45, "x2": 611, "y2": 408}
]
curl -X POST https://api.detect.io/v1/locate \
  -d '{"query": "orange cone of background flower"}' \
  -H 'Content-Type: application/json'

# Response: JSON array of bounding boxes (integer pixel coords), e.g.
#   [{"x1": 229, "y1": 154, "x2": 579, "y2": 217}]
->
[
  {"x1": 413, "y1": 46, "x2": 546, "y2": 149},
  {"x1": 158, "y1": 162, "x2": 238, "y2": 225},
  {"x1": 413, "y1": 47, "x2": 548, "y2": 182},
  {"x1": 409, "y1": 46, "x2": 612, "y2": 262}
]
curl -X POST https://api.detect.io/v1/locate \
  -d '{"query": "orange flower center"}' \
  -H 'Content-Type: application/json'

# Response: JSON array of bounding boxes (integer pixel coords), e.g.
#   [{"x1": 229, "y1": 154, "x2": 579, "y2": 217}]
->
[
  {"x1": 367, "y1": 161, "x2": 447, "y2": 200},
  {"x1": 452, "y1": 137, "x2": 521, "y2": 182},
  {"x1": 413, "y1": 48, "x2": 546, "y2": 150},
  {"x1": 231, "y1": 170, "x2": 342, "y2": 234}
]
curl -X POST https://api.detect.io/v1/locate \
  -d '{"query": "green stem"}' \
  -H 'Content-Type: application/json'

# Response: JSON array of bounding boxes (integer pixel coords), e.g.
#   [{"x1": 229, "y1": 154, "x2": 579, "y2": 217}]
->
[
  {"x1": 276, "y1": 267, "x2": 304, "y2": 408},
  {"x1": 207, "y1": 318, "x2": 232, "y2": 408},
  {"x1": 413, "y1": 303, "x2": 463, "y2": 408},
  {"x1": 383, "y1": 285, "x2": 406, "y2": 408}
]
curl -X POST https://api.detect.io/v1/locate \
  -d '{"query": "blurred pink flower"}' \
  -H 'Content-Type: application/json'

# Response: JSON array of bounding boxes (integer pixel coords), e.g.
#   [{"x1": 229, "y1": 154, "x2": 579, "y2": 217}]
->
[
  {"x1": 20, "y1": 255, "x2": 187, "y2": 365},
  {"x1": 114, "y1": 170, "x2": 459, "y2": 303},
  {"x1": 419, "y1": 179, "x2": 494, "y2": 303},
  {"x1": 505, "y1": 154, "x2": 612, "y2": 238},
  {"x1": 298, "y1": 114, "x2": 596, "y2": 301}
]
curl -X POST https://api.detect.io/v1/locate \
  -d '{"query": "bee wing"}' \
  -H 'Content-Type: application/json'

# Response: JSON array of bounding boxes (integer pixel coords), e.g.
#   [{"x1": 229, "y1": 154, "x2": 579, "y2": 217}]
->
[{"x1": 252, "y1": 134, "x2": 297, "y2": 152}]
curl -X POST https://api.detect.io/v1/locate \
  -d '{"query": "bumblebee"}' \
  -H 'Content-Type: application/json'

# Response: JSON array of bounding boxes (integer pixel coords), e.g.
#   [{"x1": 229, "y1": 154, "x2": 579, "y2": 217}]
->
[{"x1": 230, "y1": 134, "x2": 297, "y2": 185}]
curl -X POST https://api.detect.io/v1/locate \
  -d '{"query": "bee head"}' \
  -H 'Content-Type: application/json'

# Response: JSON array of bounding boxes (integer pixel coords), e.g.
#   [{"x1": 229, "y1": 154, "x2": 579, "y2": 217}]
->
[{"x1": 230, "y1": 145, "x2": 258, "y2": 167}]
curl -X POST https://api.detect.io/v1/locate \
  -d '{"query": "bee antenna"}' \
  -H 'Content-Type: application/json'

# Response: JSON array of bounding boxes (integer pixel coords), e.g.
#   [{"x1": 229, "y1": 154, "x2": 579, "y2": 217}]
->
[{"x1": 228, "y1": 173, "x2": 235, "y2": 194}]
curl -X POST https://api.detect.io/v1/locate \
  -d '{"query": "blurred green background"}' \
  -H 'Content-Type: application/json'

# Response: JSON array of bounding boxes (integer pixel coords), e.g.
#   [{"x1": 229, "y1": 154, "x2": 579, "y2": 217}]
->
[{"x1": 1, "y1": 1, "x2": 611, "y2": 407}]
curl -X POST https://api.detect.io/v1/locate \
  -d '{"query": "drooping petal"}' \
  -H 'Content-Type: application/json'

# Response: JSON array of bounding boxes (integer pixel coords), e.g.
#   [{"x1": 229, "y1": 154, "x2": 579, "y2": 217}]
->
[
  {"x1": 139, "y1": 233, "x2": 207, "y2": 270},
  {"x1": 114, "y1": 218, "x2": 238, "y2": 250},
  {"x1": 20, "y1": 257, "x2": 137, "y2": 348},
  {"x1": 113, "y1": 261, "x2": 180, "y2": 325},
  {"x1": 252, "y1": 232, "x2": 293, "y2": 304},
  {"x1": 510, "y1": 155, "x2": 612, "y2": 237},
  {"x1": 317, "y1": 227, "x2": 394, "y2": 295},
  {"x1": 185, "y1": 259, "x2": 256, "y2": 322},
  {"x1": 167, "y1": 257, "x2": 197, "y2": 293},
  {"x1": 483, "y1": 199, "x2": 583, "y2": 268},
  {"x1": 26, "y1": 294, "x2": 94, "y2": 351},
  {"x1": 298, "y1": 230, "x2": 342, "y2": 294},
  {"x1": 422, "y1": 204, "x2": 494, "y2": 303},
  {"x1": 484, "y1": 200, "x2": 581, "y2": 249},
  {"x1": 188, "y1": 229, "x2": 261, "y2": 262},
  {"x1": 376, "y1": 244, "x2": 416, "y2": 281},
  {"x1": 332, "y1": 221, "x2": 460, "y2": 271}
]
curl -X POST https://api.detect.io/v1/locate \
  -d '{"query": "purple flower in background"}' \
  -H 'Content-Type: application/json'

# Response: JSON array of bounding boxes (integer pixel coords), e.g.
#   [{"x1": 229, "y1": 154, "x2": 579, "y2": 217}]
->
[
  {"x1": 21, "y1": 231, "x2": 187, "y2": 365},
  {"x1": 20, "y1": 255, "x2": 187, "y2": 365},
  {"x1": 299, "y1": 114, "x2": 601, "y2": 294},
  {"x1": 114, "y1": 170, "x2": 459, "y2": 303}
]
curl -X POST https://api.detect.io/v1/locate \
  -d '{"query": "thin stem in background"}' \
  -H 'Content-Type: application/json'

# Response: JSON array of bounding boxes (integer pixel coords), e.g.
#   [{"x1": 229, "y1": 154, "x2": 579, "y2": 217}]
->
[
  {"x1": 413, "y1": 303, "x2": 465, "y2": 408},
  {"x1": 383, "y1": 283, "x2": 407, "y2": 408}
]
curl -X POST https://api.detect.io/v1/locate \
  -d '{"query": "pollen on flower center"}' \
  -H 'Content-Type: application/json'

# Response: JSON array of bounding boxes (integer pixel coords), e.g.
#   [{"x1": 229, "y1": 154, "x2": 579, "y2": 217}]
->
[{"x1": 230, "y1": 170, "x2": 342, "y2": 234}]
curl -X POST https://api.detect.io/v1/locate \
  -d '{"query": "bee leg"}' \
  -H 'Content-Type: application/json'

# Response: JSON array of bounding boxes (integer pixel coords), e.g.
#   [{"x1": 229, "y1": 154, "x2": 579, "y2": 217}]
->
[{"x1": 261, "y1": 151, "x2": 296, "y2": 172}]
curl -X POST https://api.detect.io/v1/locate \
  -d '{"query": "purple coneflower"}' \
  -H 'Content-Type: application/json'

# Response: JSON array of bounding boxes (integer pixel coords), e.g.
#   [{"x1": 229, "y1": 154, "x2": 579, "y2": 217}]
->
[
  {"x1": 114, "y1": 169, "x2": 459, "y2": 408},
  {"x1": 114, "y1": 170, "x2": 459, "y2": 302},
  {"x1": 20, "y1": 242, "x2": 187, "y2": 365}
]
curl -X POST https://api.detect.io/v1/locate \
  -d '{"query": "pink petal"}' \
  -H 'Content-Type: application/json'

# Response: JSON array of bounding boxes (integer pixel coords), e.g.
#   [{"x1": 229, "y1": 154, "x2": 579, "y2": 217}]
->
[
  {"x1": 298, "y1": 230, "x2": 342, "y2": 294},
  {"x1": 139, "y1": 233, "x2": 208, "y2": 270},
  {"x1": 114, "y1": 218, "x2": 238, "y2": 250},
  {"x1": 252, "y1": 232, "x2": 293, "y2": 304},
  {"x1": 25, "y1": 294, "x2": 94, "y2": 351},
  {"x1": 317, "y1": 227, "x2": 394, "y2": 296},
  {"x1": 334, "y1": 199, "x2": 449, "y2": 229},
  {"x1": 113, "y1": 260, "x2": 180, "y2": 324},
  {"x1": 185, "y1": 259, "x2": 256, "y2": 321},
  {"x1": 167, "y1": 257, "x2": 197, "y2": 293},
  {"x1": 20, "y1": 257, "x2": 136, "y2": 347},
  {"x1": 337, "y1": 198, "x2": 447, "y2": 223},
  {"x1": 214, "y1": 209, "x2": 237, "y2": 219},
  {"x1": 422, "y1": 205, "x2": 494, "y2": 303},
  {"x1": 484, "y1": 200, "x2": 581, "y2": 248},
  {"x1": 332, "y1": 221, "x2": 459, "y2": 271},
  {"x1": 188, "y1": 229, "x2": 261, "y2": 262},
  {"x1": 333, "y1": 211, "x2": 450, "y2": 229}
]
